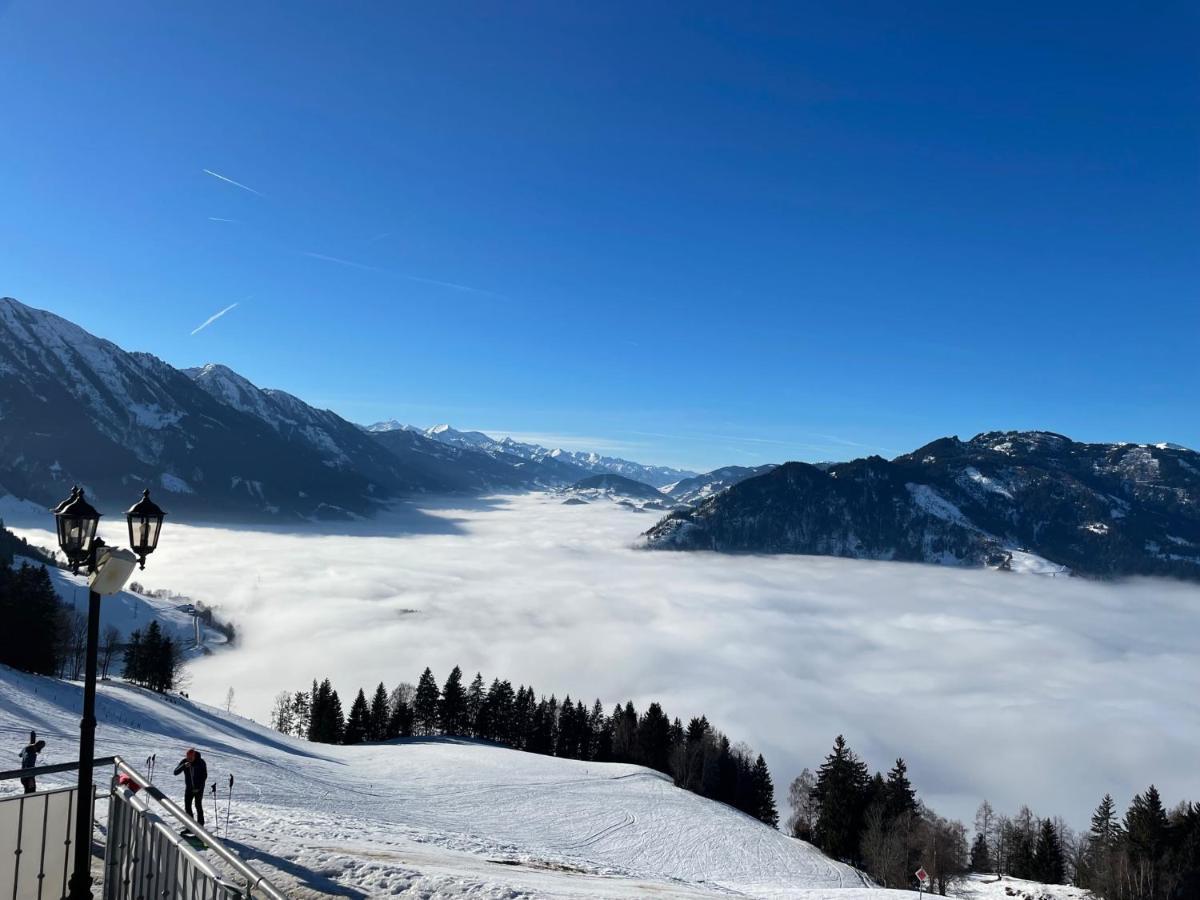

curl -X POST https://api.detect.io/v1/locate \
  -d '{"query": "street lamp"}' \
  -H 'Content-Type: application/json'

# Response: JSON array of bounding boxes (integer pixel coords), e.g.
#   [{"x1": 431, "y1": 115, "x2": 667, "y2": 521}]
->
[
  {"x1": 126, "y1": 489, "x2": 165, "y2": 569},
  {"x1": 52, "y1": 487, "x2": 166, "y2": 900}
]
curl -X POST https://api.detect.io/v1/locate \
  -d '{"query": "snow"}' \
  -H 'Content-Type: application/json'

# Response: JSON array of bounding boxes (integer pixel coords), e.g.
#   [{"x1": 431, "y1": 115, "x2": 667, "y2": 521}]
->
[
  {"x1": 0, "y1": 665, "x2": 903, "y2": 899},
  {"x1": 905, "y1": 484, "x2": 976, "y2": 529},
  {"x1": 949, "y1": 874, "x2": 1093, "y2": 900},
  {"x1": 960, "y1": 468, "x2": 1014, "y2": 500},
  {"x1": 159, "y1": 472, "x2": 195, "y2": 494},
  {"x1": 12, "y1": 555, "x2": 222, "y2": 648}
]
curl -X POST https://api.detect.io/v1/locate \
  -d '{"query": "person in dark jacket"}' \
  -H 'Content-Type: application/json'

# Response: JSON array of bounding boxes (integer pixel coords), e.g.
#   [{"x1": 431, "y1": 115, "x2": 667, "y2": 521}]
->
[
  {"x1": 173, "y1": 748, "x2": 208, "y2": 827},
  {"x1": 19, "y1": 738, "x2": 46, "y2": 794}
]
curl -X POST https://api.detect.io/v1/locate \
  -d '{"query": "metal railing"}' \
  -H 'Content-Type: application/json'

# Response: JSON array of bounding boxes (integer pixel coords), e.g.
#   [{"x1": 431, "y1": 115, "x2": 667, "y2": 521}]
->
[
  {"x1": 2, "y1": 757, "x2": 288, "y2": 899},
  {"x1": 0, "y1": 784, "x2": 91, "y2": 900},
  {"x1": 0, "y1": 758, "x2": 111, "y2": 900},
  {"x1": 105, "y1": 758, "x2": 287, "y2": 900}
]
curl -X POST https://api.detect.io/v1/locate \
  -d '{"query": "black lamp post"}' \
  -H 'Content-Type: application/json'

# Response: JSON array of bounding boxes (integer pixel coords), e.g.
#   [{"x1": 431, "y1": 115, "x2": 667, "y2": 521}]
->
[{"x1": 53, "y1": 486, "x2": 165, "y2": 900}]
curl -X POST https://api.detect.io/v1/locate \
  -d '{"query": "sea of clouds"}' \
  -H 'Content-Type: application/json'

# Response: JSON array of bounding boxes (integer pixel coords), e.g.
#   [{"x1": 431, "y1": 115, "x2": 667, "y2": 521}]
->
[{"x1": 10, "y1": 493, "x2": 1200, "y2": 828}]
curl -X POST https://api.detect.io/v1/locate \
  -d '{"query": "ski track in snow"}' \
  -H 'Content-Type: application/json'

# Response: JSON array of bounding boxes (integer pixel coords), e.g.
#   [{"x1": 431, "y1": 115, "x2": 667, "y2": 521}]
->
[{"x1": 1, "y1": 666, "x2": 912, "y2": 899}]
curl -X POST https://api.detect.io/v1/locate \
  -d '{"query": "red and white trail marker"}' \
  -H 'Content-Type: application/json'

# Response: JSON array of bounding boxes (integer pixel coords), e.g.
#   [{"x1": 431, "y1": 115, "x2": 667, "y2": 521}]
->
[{"x1": 915, "y1": 867, "x2": 930, "y2": 886}]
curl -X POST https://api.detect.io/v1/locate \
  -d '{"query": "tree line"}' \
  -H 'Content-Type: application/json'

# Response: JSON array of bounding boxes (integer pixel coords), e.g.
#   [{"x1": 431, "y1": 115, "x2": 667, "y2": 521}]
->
[
  {"x1": 969, "y1": 790, "x2": 1200, "y2": 900},
  {"x1": 1, "y1": 523, "x2": 181, "y2": 692},
  {"x1": 785, "y1": 734, "x2": 967, "y2": 894},
  {"x1": 271, "y1": 665, "x2": 778, "y2": 827},
  {"x1": 122, "y1": 619, "x2": 184, "y2": 693},
  {"x1": 786, "y1": 735, "x2": 1200, "y2": 899}
]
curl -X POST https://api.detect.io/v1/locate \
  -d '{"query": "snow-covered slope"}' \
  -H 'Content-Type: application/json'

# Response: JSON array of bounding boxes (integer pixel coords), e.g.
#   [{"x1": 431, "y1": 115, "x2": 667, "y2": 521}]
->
[
  {"x1": 18, "y1": 556, "x2": 220, "y2": 649},
  {"x1": 0, "y1": 665, "x2": 905, "y2": 899}
]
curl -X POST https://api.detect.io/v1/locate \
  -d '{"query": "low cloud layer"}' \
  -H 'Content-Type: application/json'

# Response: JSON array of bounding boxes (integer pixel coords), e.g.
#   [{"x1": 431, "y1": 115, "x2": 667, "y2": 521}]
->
[{"x1": 13, "y1": 495, "x2": 1200, "y2": 827}]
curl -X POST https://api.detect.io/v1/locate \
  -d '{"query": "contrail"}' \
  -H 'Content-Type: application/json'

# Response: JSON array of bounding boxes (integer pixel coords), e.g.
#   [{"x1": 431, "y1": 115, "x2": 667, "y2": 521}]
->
[
  {"x1": 303, "y1": 251, "x2": 385, "y2": 274},
  {"x1": 190, "y1": 302, "x2": 239, "y2": 335},
  {"x1": 202, "y1": 169, "x2": 263, "y2": 197},
  {"x1": 304, "y1": 251, "x2": 503, "y2": 298},
  {"x1": 208, "y1": 216, "x2": 238, "y2": 223}
]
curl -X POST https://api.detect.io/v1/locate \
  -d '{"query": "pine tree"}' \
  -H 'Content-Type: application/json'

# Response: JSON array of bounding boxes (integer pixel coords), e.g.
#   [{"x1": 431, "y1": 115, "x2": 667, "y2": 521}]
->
[
  {"x1": 750, "y1": 754, "x2": 779, "y2": 827},
  {"x1": 368, "y1": 682, "x2": 390, "y2": 741},
  {"x1": 344, "y1": 689, "x2": 370, "y2": 744},
  {"x1": 438, "y1": 667, "x2": 467, "y2": 736},
  {"x1": 414, "y1": 667, "x2": 440, "y2": 736}
]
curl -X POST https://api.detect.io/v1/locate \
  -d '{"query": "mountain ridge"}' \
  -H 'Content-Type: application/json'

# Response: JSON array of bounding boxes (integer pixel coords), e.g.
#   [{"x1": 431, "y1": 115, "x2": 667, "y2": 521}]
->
[{"x1": 643, "y1": 431, "x2": 1200, "y2": 580}]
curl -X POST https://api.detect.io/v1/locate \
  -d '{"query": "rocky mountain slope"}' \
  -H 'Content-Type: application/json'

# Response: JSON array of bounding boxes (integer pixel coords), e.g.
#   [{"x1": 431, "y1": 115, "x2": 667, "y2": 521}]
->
[
  {"x1": 644, "y1": 432, "x2": 1200, "y2": 580},
  {"x1": 0, "y1": 298, "x2": 690, "y2": 520},
  {"x1": 0, "y1": 297, "x2": 396, "y2": 520}
]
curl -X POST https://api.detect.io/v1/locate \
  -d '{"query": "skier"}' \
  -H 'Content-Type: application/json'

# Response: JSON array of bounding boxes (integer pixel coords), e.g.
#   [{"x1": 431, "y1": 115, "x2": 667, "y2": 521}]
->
[
  {"x1": 173, "y1": 748, "x2": 208, "y2": 829},
  {"x1": 19, "y1": 736, "x2": 46, "y2": 794}
]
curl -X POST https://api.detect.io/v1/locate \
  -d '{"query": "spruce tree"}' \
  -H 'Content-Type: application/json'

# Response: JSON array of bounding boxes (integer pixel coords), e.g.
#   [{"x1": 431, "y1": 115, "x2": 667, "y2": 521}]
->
[
  {"x1": 812, "y1": 735, "x2": 871, "y2": 864},
  {"x1": 344, "y1": 689, "x2": 370, "y2": 744},
  {"x1": 884, "y1": 759, "x2": 917, "y2": 820},
  {"x1": 636, "y1": 702, "x2": 673, "y2": 774},
  {"x1": 369, "y1": 682, "x2": 390, "y2": 741},
  {"x1": 465, "y1": 672, "x2": 485, "y2": 736},
  {"x1": 750, "y1": 754, "x2": 779, "y2": 827},
  {"x1": 327, "y1": 688, "x2": 345, "y2": 743},
  {"x1": 1033, "y1": 818, "x2": 1065, "y2": 884},
  {"x1": 438, "y1": 666, "x2": 467, "y2": 736},
  {"x1": 414, "y1": 667, "x2": 440, "y2": 736}
]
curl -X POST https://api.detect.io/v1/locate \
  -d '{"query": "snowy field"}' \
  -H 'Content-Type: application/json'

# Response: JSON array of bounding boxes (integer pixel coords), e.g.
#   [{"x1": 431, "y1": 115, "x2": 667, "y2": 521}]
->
[
  {"x1": 0, "y1": 665, "x2": 903, "y2": 899},
  {"x1": 6, "y1": 492, "x2": 1200, "y2": 828},
  {"x1": 949, "y1": 873, "x2": 1093, "y2": 900}
]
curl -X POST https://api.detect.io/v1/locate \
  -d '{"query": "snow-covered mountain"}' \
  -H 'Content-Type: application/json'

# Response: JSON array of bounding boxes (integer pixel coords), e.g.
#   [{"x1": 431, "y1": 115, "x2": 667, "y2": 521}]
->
[
  {"x1": 0, "y1": 298, "x2": 685, "y2": 519},
  {"x1": 663, "y1": 465, "x2": 779, "y2": 506},
  {"x1": 0, "y1": 664, "x2": 901, "y2": 899},
  {"x1": 371, "y1": 421, "x2": 698, "y2": 488},
  {"x1": 0, "y1": 297, "x2": 400, "y2": 520},
  {"x1": 644, "y1": 432, "x2": 1200, "y2": 580},
  {"x1": 562, "y1": 473, "x2": 680, "y2": 511}
]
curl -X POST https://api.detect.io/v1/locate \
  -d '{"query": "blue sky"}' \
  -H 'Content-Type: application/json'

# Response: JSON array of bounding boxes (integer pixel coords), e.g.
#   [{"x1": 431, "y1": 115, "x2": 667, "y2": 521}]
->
[{"x1": 2, "y1": 1, "x2": 1196, "y2": 471}]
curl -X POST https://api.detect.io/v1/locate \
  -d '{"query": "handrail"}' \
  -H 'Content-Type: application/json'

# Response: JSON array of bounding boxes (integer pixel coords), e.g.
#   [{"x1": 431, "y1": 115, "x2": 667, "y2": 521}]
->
[
  {"x1": 111, "y1": 756, "x2": 288, "y2": 900},
  {"x1": 0, "y1": 756, "x2": 117, "y2": 781}
]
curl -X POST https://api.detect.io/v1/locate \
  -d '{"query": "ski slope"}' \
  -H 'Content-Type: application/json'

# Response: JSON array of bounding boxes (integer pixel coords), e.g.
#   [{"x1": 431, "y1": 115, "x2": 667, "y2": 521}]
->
[
  {"x1": 9, "y1": 553, "x2": 227, "y2": 655},
  {"x1": 0, "y1": 665, "x2": 912, "y2": 899}
]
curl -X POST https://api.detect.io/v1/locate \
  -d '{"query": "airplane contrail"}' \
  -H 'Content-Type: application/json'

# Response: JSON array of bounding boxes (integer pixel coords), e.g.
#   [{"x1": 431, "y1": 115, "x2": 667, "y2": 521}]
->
[
  {"x1": 202, "y1": 169, "x2": 263, "y2": 196},
  {"x1": 190, "y1": 302, "x2": 240, "y2": 335},
  {"x1": 304, "y1": 251, "x2": 503, "y2": 298}
]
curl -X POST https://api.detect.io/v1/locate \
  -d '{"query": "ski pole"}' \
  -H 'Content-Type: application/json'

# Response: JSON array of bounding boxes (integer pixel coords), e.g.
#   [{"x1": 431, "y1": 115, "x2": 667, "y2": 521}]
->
[
  {"x1": 226, "y1": 774, "x2": 234, "y2": 838},
  {"x1": 210, "y1": 783, "x2": 218, "y2": 835}
]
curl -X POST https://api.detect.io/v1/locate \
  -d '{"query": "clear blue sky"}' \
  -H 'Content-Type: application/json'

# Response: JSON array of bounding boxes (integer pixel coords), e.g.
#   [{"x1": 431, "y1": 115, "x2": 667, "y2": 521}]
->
[{"x1": 2, "y1": 1, "x2": 1196, "y2": 471}]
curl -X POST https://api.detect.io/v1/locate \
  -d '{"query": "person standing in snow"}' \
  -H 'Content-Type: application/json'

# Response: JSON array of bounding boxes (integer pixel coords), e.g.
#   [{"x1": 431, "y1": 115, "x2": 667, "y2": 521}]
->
[
  {"x1": 173, "y1": 748, "x2": 208, "y2": 828},
  {"x1": 19, "y1": 737, "x2": 46, "y2": 793}
]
